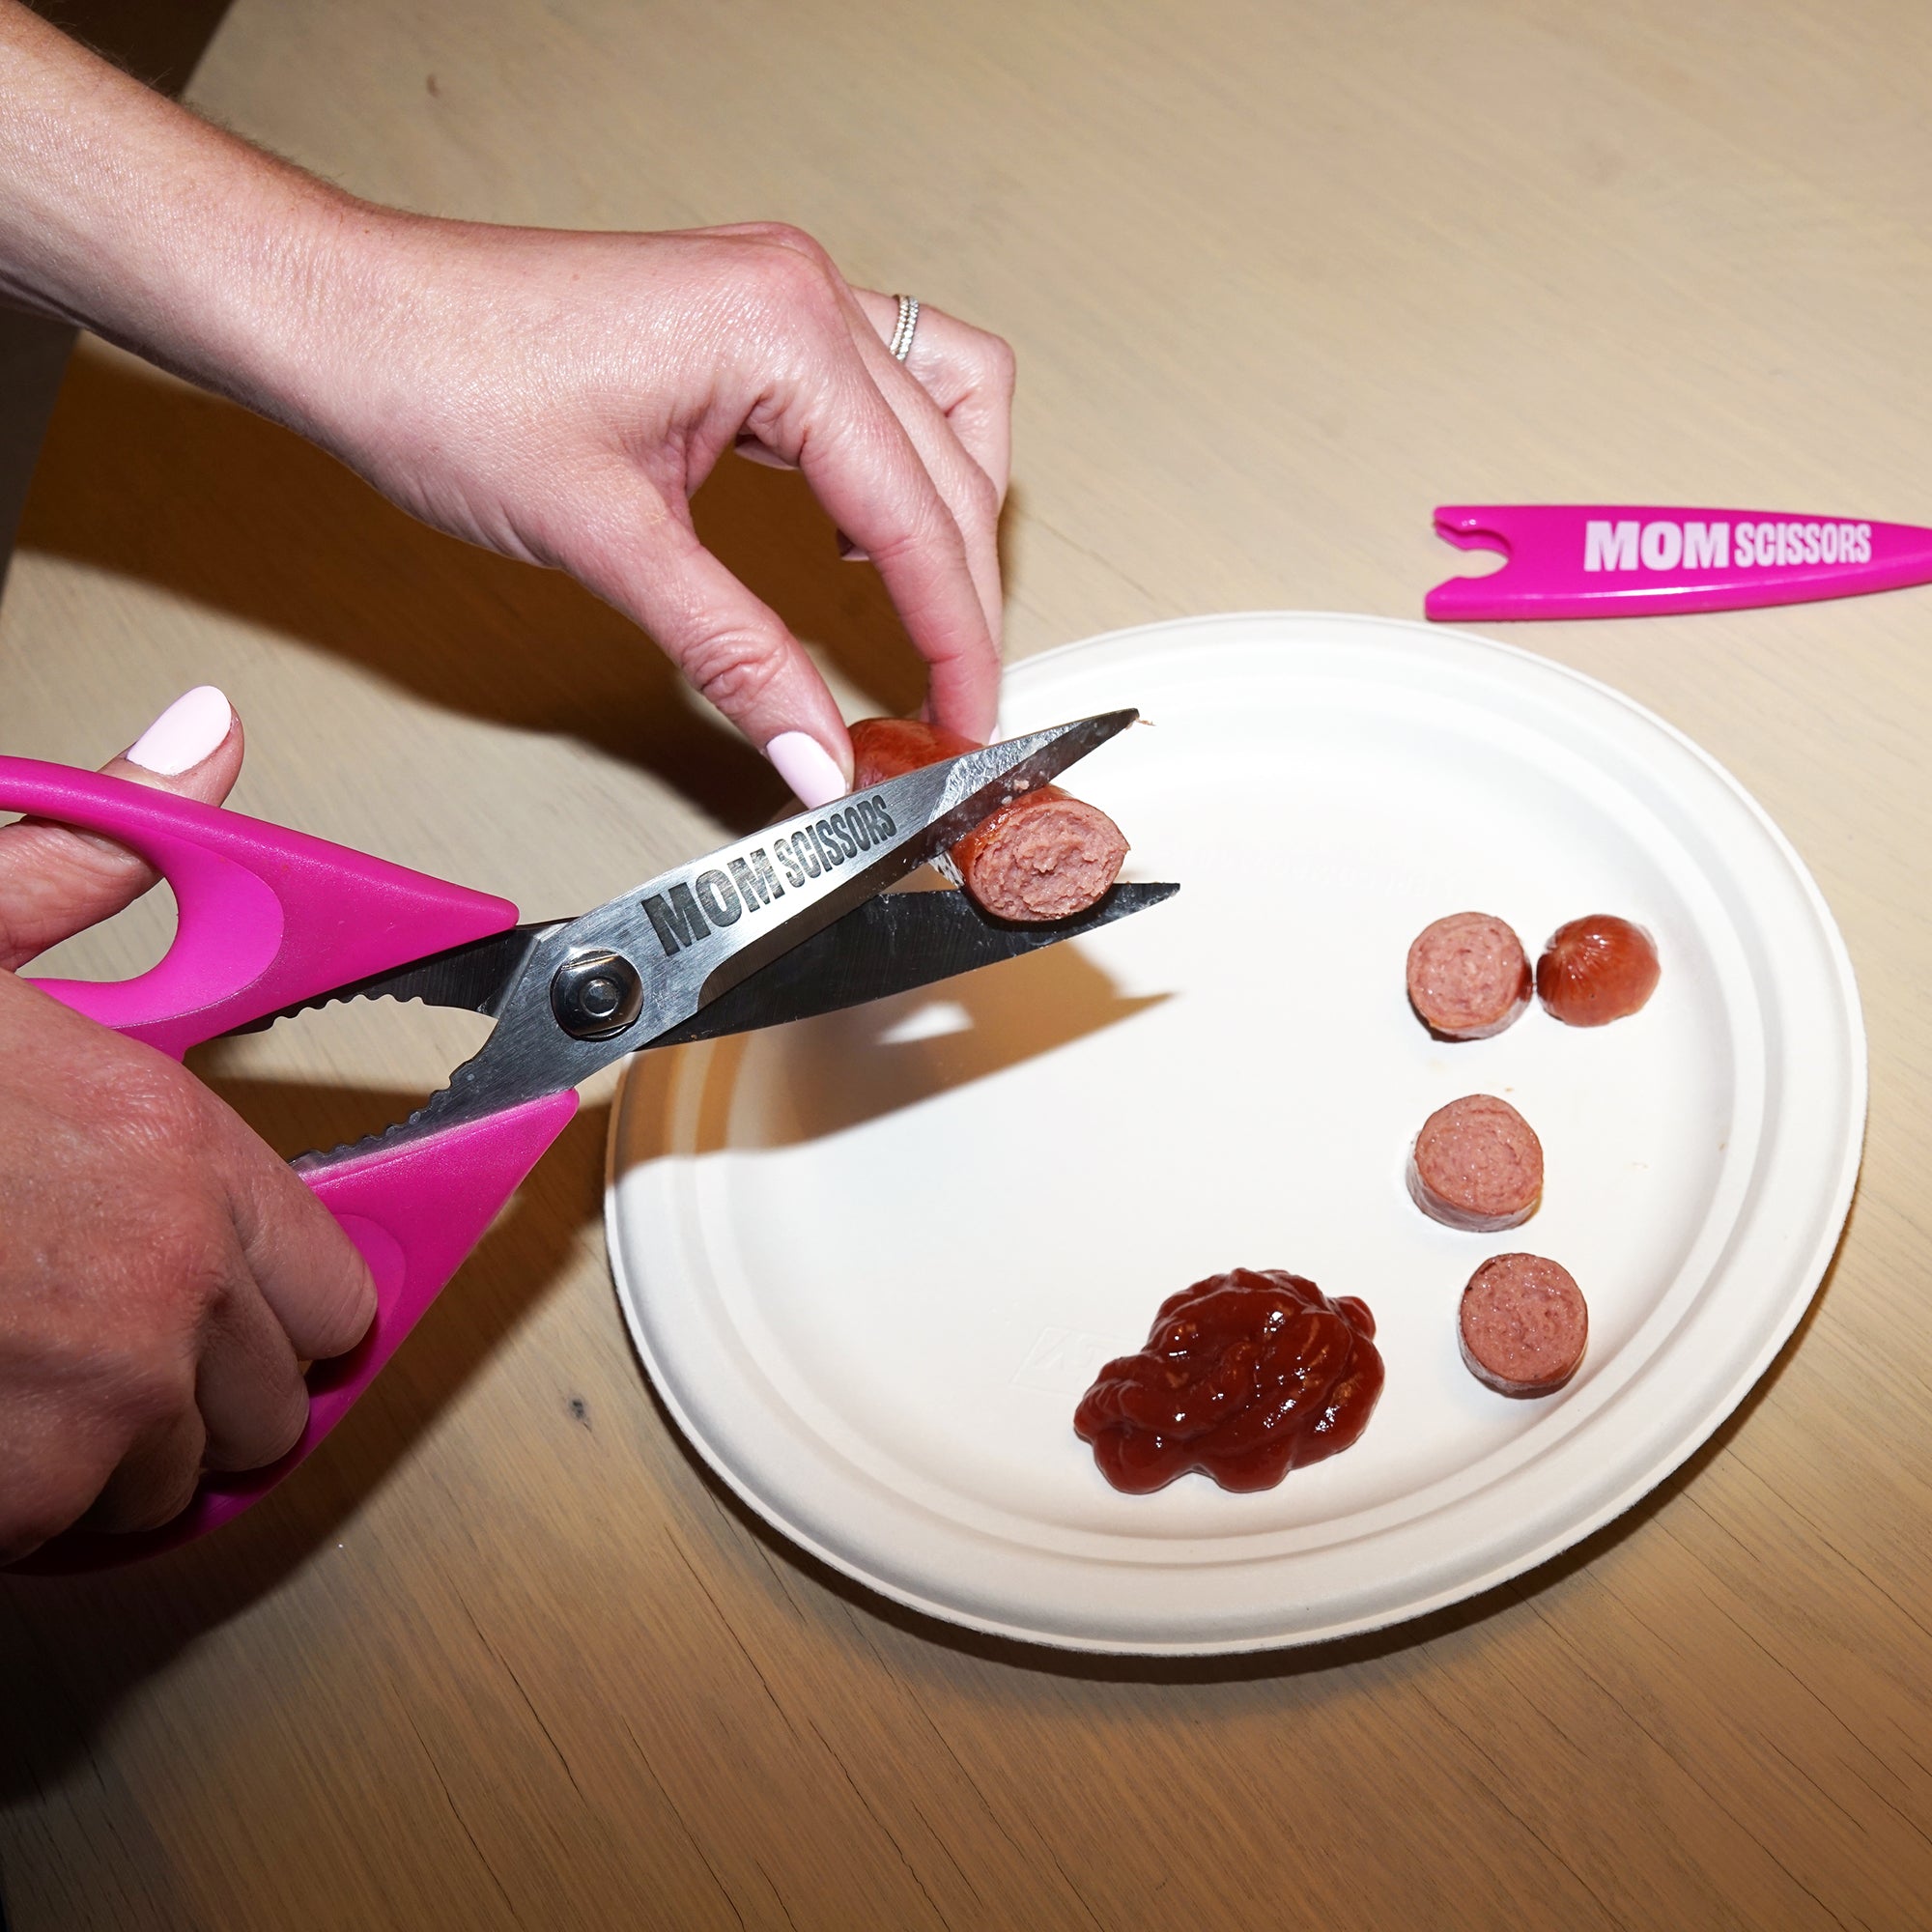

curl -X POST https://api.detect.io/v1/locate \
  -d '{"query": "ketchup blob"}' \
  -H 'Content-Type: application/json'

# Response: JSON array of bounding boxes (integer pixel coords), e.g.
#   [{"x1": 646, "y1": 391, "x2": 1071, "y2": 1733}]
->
[{"x1": 1073, "y1": 1268, "x2": 1384, "y2": 1493}]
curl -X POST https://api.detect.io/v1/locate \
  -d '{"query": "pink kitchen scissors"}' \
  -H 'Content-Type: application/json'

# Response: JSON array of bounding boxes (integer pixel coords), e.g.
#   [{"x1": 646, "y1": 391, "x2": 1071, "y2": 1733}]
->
[{"x1": 1, "y1": 710, "x2": 1173, "y2": 1570}]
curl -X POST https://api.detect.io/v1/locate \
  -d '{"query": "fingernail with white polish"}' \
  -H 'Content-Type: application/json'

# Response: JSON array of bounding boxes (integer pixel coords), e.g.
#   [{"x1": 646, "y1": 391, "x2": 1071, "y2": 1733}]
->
[
  {"x1": 127, "y1": 685, "x2": 233, "y2": 775},
  {"x1": 836, "y1": 532, "x2": 871, "y2": 563},
  {"x1": 765, "y1": 730, "x2": 847, "y2": 809}
]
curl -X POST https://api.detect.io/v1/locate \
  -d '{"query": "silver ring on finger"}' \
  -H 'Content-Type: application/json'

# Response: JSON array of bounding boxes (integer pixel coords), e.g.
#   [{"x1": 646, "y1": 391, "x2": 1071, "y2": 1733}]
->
[{"x1": 888, "y1": 294, "x2": 921, "y2": 362}]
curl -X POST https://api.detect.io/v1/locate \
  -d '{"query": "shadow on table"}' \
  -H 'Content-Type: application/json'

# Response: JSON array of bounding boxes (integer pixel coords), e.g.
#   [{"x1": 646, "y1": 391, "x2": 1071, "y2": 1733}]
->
[
  {"x1": 14, "y1": 344, "x2": 942, "y2": 831},
  {"x1": 649, "y1": 1186, "x2": 1861, "y2": 1686},
  {"x1": 633, "y1": 937, "x2": 1171, "y2": 1155},
  {"x1": 0, "y1": 1080, "x2": 610, "y2": 1801}
]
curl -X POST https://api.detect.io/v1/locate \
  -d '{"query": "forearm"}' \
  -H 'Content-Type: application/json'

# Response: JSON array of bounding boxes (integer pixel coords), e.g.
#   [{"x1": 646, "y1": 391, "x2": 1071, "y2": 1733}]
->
[
  {"x1": 0, "y1": 0, "x2": 1009, "y2": 754},
  {"x1": 0, "y1": 0, "x2": 371, "y2": 436}
]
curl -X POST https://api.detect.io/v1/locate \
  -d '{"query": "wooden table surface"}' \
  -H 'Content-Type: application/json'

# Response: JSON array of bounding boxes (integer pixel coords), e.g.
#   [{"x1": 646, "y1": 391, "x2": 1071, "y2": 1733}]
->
[{"x1": 5, "y1": 2, "x2": 1930, "y2": 1925}]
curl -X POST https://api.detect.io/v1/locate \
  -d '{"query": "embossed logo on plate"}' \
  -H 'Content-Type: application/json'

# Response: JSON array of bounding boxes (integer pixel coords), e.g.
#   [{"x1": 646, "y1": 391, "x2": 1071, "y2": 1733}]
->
[{"x1": 1011, "y1": 1325, "x2": 1137, "y2": 1396}]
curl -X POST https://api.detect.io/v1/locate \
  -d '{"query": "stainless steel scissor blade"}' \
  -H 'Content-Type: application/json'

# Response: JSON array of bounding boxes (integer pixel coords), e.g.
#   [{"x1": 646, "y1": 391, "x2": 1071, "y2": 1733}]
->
[
  {"x1": 295, "y1": 709, "x2": 1141, "y2": 1166},
  {"x1": 646, "y1": 880, "x2": 1178, "y2": 1048}
]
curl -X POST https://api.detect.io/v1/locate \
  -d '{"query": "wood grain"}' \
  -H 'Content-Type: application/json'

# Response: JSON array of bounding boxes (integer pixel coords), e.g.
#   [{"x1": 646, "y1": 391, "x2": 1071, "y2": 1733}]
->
[{"x1": 4, "y1": 1, "x2": 1930, "y2": 1926}]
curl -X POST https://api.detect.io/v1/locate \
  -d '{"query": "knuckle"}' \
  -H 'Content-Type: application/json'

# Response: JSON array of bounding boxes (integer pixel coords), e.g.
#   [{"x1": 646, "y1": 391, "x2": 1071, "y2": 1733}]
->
[
  {"x1": 302, "y1": 1259, "x2": 377, "y2": 1362},
  {"x1": 109, "y1": 1345, "x2": 197, "y2": 1435},
  {"x1": 110, "y1": 1059, "x2": 213, "y2": 1157},
  {"x1": 201, "y1": 1371, "x2": 309, "y2": 1475},
  {"x1": 92, "y1": 1251, "x2": 230, "y2": 1426},
  {"x1": 743, "y1": 219, "x2": 828, "y2": 265},
  {"x1": 92, "y1": 1467, "x2": 199, "y2": 1537},
  {"x1": 0, "y1": 1475, "x2": 96, "y2": 1563},
  {"x1": 870, "y1": 489, "x2": 958, "y2": 565},
  {"x1": 146, "y1": 1210, "x2": 235, "y2": 1320},
  {"x1": 748, "y1": 238, "x2": 841, "y2": 319},
  {"x1": 681, "y1": 633, "x2": 786, "y2": 717},
  {"x1": 978, "y1": 330, "x2": 1017, "y2": 394},
  {"x1": 265, "y1": 1384, "x2": 311, "y2": 1464},
  {"x1": 128, "y1": 1464, "x2": 202, "y2": 1534},
  {"x1": 0, "y1": 899, "x2": 30, "y2": 971},
  {"x1": 335, "y1": 1263, "x2": 380, "y2": 1350},
  {"x1": 963, "y1": 464, "x2": 1001, "y2": 528}
]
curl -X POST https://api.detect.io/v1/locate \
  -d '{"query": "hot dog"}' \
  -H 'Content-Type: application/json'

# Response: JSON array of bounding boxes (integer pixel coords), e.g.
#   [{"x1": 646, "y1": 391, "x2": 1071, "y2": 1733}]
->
[
  {"x1": 848, "y1": 717, "x2": 1128, "y2": 921},
  {"x1": 1407, "y1": 1094, "x2": 1544, "y2": 1232},
  {"x1": 1459, "y1": 1253, "x2": 1588, "y2": 1396},
  {"x1": 1406, "y1": 911, "x2": 1532, "y2": 1040},
  {"x1": 1537, "y1": 915, "x2": 1660, "y2": 1027}
]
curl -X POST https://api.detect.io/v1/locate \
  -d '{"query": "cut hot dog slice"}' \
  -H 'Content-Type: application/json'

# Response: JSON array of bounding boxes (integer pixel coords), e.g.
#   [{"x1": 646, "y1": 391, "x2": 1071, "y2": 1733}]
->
[
  {"x1": 1407, "y1": 1094, "x2": 1544, "y2": 1231},
  {"x1": 1459, "y1": 1253, "x2": 1588, "y2": 1396},
  {"x1": 848, "y1": 717, "x2": 1129, "y2": 921},
  {"x1": 1406, "y1": 911, "x2": 1532, "y2": 1039}
]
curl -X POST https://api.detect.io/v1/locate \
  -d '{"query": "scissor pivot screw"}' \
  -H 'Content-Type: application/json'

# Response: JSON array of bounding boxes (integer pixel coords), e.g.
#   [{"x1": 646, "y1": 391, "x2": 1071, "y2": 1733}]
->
[{"x1": 551, "y1": 950, "x2": 643, "y2": 1040}]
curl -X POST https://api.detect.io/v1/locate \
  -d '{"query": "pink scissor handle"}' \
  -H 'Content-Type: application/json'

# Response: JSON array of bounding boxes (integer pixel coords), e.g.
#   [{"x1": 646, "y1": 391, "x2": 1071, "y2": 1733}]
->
[
  {"x1": 1426, "y1": 504, "x2": 1932, "y2": 621},
  {"x1": 15, "y1": 1092, "x2": 579, "y2": 1572},
  {"x1": 0, "y1": 757, "x2": 518, "y2": 1056},
  {"x1": 0, "y1": 757, "x2": 566, "y2": 1569}
]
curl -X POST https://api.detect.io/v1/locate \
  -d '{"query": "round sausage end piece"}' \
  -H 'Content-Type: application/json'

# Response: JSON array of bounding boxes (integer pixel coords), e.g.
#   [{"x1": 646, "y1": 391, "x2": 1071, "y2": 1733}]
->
[
  {"x1": 1408, "y1": 1094, "x2": 1544, "y2": 1231},
  {"x1": 955, "y1": 789, "x2": 1129, "y2": 921},
  {"x1": 1460, "y1": 1253, "x2": 1588, "y2": 1396},
  {"x1": 848, "y1": 716, "x2": 1128, "y2": 922},
  {"x1": 1536, "y1": 915, "x2": 1660, "y2": 1027},
  {"x1": 1406, "y1": 911, "x2": 1532, "y2": 1040}
]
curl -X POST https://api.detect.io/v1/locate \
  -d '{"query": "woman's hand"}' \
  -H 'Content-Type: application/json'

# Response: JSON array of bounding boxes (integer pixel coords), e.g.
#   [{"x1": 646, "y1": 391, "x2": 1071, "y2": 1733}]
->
[
  {"x1": 0, "y1": 2, "x2": 1015, "y2": 805},
  {"x1": 0, "y1": 691, "x2": 376, "y2": 1561},
  {"x1": 280, "y1": 217, "x2": 1013, "y2": 801}
]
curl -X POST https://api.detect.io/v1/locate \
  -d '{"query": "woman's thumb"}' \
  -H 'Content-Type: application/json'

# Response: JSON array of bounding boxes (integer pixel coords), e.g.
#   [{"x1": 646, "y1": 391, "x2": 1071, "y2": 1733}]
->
[{"x1": 0, "y1": 686, "x2": 242, "y2": 972}]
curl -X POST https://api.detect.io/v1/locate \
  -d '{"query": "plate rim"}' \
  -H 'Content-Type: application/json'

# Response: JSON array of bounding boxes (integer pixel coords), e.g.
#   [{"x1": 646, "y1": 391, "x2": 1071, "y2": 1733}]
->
[{"x1": 605, "y1": 611, "x2": 1869, "y2": 1656}]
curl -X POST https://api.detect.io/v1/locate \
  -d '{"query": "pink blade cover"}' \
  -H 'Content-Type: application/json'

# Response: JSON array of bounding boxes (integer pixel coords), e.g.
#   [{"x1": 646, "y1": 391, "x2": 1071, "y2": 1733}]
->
[
  {"x1": 0, "y1": 757, "x2": 572, "y2": 1567},
  {"x1": 1426, "y1": 505, "x2": 1932, "y2": 621}
]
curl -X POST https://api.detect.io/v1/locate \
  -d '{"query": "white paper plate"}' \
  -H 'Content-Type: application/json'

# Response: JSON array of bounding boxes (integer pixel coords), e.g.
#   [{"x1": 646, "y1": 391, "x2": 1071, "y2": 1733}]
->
[{"x1": 606, "y1": 613, "x2": 1865, "y2": 1654}]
